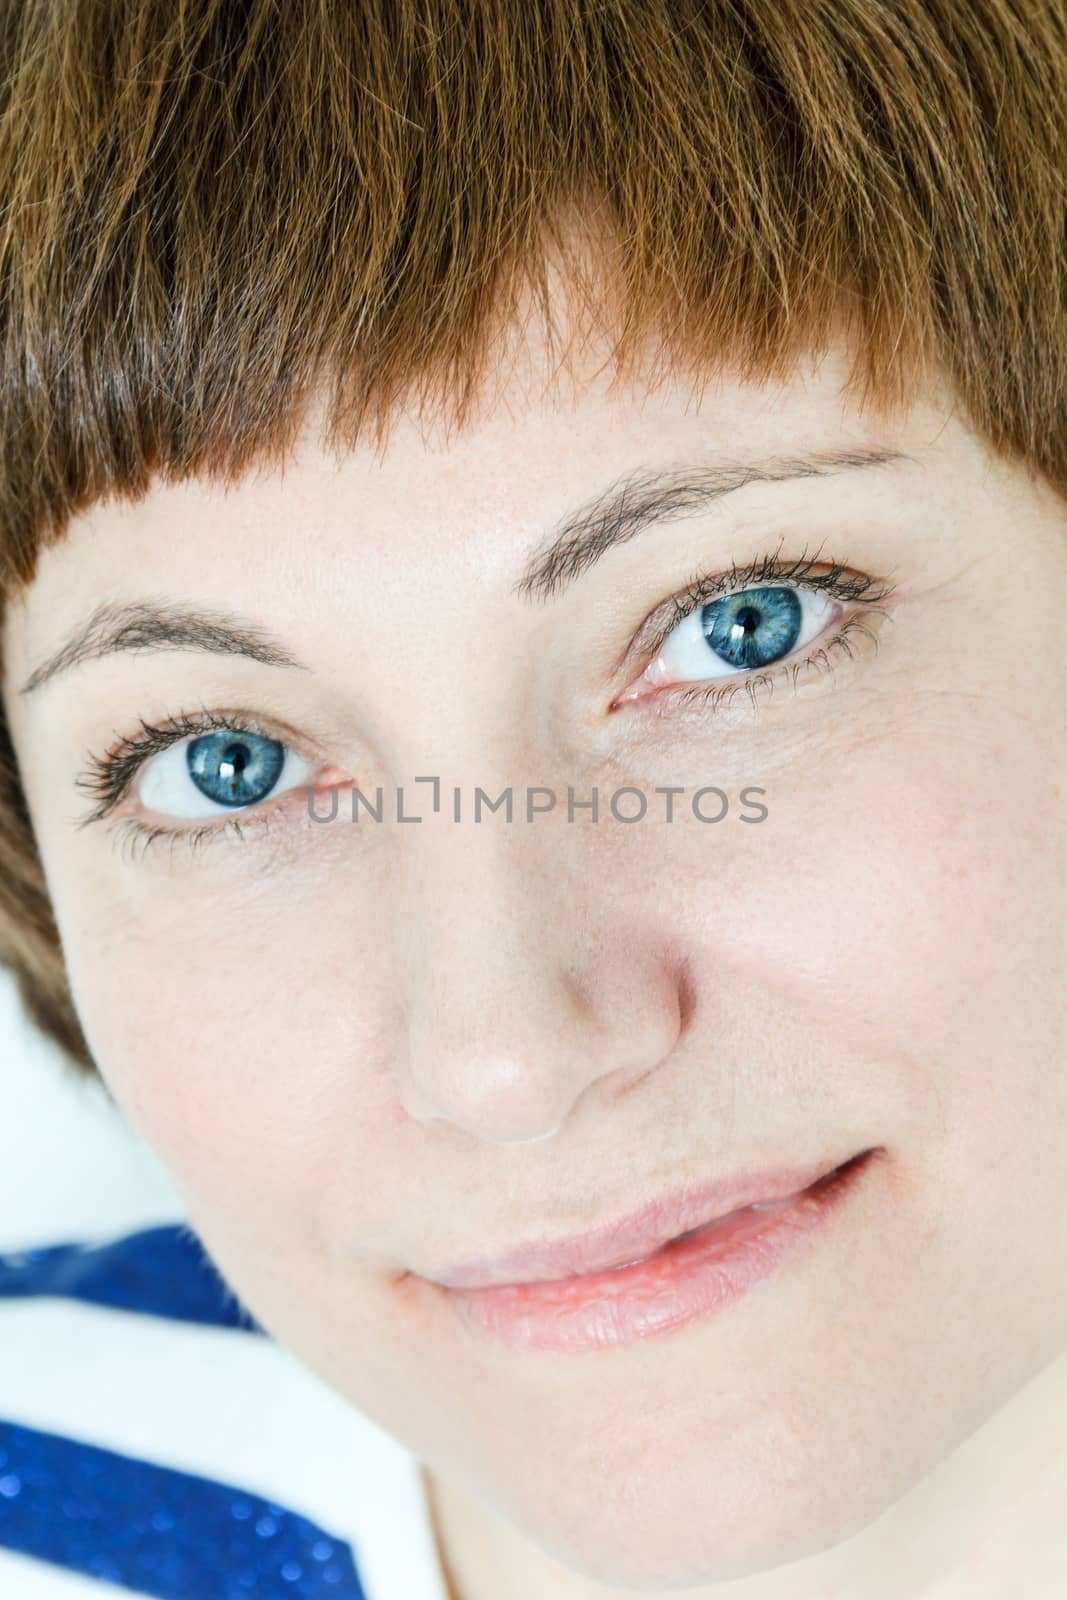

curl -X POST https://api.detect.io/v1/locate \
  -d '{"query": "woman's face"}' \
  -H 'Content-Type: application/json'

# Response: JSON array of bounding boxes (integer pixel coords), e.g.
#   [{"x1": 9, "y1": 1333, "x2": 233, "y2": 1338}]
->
[{"x1": 3, "y1": 325, "x2": 1066, "y2": 1587}]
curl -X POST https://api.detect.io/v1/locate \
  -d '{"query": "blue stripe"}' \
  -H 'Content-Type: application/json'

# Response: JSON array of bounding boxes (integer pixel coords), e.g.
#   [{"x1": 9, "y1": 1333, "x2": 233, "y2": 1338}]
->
[
  {"x1": 0, "y1": 1419, "x2": 367, "y2": 1598},
  {"x1": 0, "y1": 1226, "x2": 264, "y2": 1332}
]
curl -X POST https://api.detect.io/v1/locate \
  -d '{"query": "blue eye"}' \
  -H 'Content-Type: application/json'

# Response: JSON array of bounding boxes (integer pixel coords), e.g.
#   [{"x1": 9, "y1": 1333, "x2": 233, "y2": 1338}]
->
[
  {"x1": 642, "y1": 583, "x2": 838, "y2": 690},
  {"x1": 138, "y1": 728, "x2": 317, "y2": 820},
  {"x1": 186, "y1": 731, "x2": 286, "y2": 807},
  {"x1": 700, "y1": 586, "x2": 802, "y2": 669}
]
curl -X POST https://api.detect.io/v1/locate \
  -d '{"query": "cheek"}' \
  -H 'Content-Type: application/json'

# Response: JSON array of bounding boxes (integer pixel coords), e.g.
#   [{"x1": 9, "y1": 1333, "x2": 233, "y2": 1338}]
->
[
  {"x1": 54, "y1": 863, "x2": 399, "y2": 1231},
  {"x1": 735, "y1": 767, "x2": 1032, "y2": 1049},
  {"x1": 675, "y1": 694, "x2": 1060, "y2": 1042},
  {"x1": 666, "y1": 703, "x2": 1067, "y2": 1208}
]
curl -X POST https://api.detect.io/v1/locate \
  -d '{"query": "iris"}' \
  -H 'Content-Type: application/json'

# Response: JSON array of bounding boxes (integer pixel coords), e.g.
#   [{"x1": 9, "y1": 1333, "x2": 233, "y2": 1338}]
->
[
  {"x1": 186, "y1": 732, "x2": 285, "y2": 807},
  {"x1": 701, "y1": 586, "x2": 803, "y2": 669}
]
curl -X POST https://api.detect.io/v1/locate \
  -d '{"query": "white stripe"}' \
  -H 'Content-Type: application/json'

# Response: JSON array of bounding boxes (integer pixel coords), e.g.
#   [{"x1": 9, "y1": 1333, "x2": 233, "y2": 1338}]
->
[
  {"x1": 0, "y1": 1544, "x2": 124, "y2": 1597},
  {"x1": 0, "y1": 1298, "x2": 448, "y2": 1600}
]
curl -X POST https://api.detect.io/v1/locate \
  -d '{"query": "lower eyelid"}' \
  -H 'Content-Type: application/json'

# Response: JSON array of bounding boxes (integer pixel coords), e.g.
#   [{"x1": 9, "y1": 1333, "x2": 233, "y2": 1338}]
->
[
  {"x1": 652, "y1": 615, "x2": 876, "y2": 715},
  {"x1": 112, "y1": 779, "x2": 325, "y2": 864}
]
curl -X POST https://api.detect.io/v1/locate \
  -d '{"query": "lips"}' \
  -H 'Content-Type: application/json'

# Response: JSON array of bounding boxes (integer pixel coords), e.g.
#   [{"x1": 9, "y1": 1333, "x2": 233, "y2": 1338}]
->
[
  {"x1": 437, "y1": 1150, "x2": 879, "y2": 1356},
  {"x1": 608, "y1": 1189, "x2": 801, "y2": 1271},
  {"x1": 424, "y1": 1149, "x2": 878, "y2": 1289}
]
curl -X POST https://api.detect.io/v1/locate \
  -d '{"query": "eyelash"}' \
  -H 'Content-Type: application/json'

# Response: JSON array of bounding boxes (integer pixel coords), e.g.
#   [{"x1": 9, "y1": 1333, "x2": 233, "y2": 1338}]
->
[
  {"x1": 74, "y1": 547, "x2": 894, "y2": 863},
  {"x1": 73, "y1": 706, "x2": 315, "y2": 865},
  {"x1": 618, "y1": 544, "x2": 894, "y2": 716}
]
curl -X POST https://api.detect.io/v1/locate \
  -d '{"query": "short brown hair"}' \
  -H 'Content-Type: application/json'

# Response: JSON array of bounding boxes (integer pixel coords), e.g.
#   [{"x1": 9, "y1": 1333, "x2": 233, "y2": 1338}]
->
[{"x1": 1, "y1": 0, "x2": 1064, "y2": 1079}]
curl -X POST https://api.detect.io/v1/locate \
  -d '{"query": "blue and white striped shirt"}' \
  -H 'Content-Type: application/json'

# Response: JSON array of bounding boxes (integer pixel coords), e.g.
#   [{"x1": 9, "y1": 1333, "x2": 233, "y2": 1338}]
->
[{"x1": 0, "y1": 1223, "x2": 450, "y2": 1598}]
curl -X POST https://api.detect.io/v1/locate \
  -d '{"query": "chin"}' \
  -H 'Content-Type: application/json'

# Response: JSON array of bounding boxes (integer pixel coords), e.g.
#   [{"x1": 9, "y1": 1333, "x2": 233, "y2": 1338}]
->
[{"x1": 470, "y1": 1405, "x2": 928, "y2": 1590}]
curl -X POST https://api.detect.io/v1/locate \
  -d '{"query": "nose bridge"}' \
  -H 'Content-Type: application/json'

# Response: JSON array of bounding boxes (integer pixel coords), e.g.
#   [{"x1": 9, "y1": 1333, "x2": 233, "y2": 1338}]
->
[
  {"x1": 392, "y1": 810, "x2": 682, "y2": 1145},
  {"x1": 400, "y1": 812, "x2": 587, "y2": 1072}
]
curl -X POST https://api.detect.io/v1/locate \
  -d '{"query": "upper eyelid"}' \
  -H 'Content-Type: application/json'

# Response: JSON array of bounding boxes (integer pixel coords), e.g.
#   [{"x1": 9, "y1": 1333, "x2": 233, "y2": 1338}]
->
[{"x1": 613, "y1": 558, "x2": 887, "y2": 683}]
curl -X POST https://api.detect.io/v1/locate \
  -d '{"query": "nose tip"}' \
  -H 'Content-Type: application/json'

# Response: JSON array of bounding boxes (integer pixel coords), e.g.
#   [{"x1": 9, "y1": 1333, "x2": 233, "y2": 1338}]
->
[
  {"x1": 398, "y1": 931, "x2": 686, "y2": 1145},
  {"x1": 399, "y1": 1057, "x2": 572, "y2": 1144},
  {"x1": 399, "y1": 1031, "x2": 677, "y2": 1145},
  {"x1": 398, "y1": 971, "x2": 629, "y2": 1144},
  {"x1": 391, "y1": 816, "x2": 687, "y2": 1147}
]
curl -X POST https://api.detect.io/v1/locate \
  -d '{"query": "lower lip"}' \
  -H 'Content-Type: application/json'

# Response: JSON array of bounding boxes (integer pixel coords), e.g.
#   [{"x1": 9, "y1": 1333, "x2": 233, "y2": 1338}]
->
[{"x1": 439, "y1": 1150, "x2": 876, "y2": 1356}]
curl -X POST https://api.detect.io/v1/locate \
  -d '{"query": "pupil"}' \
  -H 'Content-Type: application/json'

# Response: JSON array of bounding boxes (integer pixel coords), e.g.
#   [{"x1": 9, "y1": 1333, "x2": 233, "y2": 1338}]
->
[
  {"x1": 187, "y1": 730, "x2": 286, "y2": 808},
  {"x1": 222, "y1": 744, "x2": 248, "y2": 775}
]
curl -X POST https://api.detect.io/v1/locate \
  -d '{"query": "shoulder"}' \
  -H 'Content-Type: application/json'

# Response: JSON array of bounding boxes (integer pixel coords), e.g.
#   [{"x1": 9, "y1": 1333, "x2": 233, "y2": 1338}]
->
[
  {"x1": 0, "y1": 1223, "x2": 374, "y2": 1596},
  {"x1": 0, "y1": 1221, "x2": 262, "y2": 1330}
]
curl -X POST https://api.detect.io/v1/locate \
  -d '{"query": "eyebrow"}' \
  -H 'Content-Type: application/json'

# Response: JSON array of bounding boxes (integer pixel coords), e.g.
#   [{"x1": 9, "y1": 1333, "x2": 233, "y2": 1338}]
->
[
  {"x1": 513, "y1": 445, "x2": 910, "y2": 603},
  {"x1": 18, "y1": 600, "x2": 310, "y2": 696},
  {"x1": 19, "y1": 444, "x2": 909, "y2": 695}
]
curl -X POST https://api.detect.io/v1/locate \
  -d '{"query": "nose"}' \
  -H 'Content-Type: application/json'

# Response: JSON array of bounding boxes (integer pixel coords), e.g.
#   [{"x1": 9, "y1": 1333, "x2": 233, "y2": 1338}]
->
[{"x1": 392, "y1": 813, "x2": 686, "y2": 1145}]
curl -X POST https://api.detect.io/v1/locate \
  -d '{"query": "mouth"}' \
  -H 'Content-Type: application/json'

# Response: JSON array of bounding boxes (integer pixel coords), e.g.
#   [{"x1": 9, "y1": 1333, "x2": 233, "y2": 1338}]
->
[
  {"x1": 432, "y1": 1147, "x2": 880, "y2": 1356},
  {"x1": 425, "y1": 1147, "x2": 880, "y2": 1289}
]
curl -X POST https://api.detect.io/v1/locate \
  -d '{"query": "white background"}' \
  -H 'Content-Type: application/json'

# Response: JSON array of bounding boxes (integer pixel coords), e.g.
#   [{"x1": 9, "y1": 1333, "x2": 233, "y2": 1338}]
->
[{"x1": 0, "y1": 967, "x2": 183, "y2": 1252}]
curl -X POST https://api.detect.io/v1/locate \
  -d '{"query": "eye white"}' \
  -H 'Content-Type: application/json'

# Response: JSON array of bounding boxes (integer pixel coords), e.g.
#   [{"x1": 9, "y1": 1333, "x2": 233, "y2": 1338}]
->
[
  {"x1": 137, "y1": 735, "x2": 318, "y2": 820},
  {"x1": 644, "y1": 587, "x2": 838, "y2": 688}
]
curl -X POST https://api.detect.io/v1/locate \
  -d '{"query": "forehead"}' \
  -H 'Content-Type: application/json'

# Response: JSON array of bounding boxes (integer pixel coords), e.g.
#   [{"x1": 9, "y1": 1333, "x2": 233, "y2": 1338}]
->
[{"x1": 0, "y1": 320, "x2": 945, "y2": 698}]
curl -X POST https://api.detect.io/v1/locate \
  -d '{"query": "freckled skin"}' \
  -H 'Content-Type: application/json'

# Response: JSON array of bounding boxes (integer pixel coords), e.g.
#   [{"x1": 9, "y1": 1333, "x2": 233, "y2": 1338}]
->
[{"x1": 3, "y1": 322, "x2": 1067, "y2": 1599}]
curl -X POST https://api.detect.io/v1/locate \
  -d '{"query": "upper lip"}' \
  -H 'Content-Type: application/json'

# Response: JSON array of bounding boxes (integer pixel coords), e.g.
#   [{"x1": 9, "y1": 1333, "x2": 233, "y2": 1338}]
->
[{"x1": 423, "y1": 1150, "x2": 869, "y2": 1290}]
